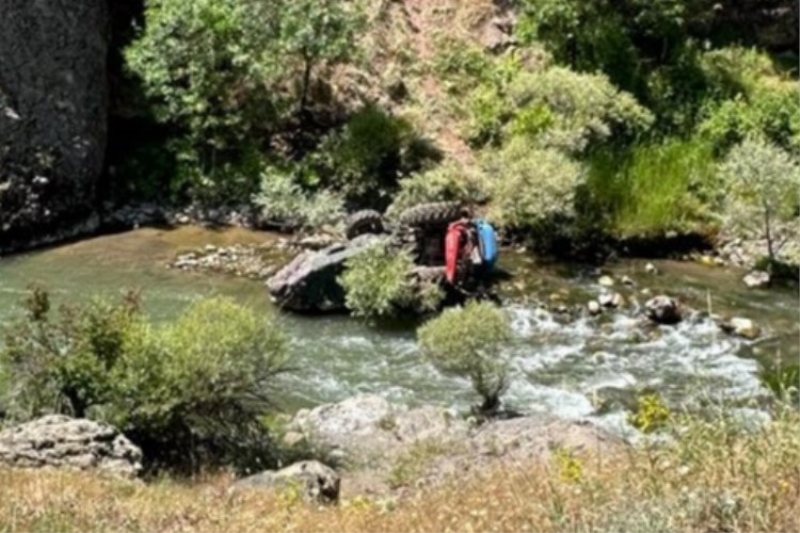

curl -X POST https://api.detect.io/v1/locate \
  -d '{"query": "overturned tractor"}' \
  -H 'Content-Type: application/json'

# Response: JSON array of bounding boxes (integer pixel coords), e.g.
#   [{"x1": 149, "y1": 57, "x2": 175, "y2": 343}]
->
[{"x1": 266, "y1": 202, "x2": 498, "y2": 313}]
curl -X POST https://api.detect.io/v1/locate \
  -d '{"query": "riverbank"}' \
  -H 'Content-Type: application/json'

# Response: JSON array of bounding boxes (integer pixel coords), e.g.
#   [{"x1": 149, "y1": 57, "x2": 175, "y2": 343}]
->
[{"x1": 1, "y1": 402, "x2": 797, "y2": 533}]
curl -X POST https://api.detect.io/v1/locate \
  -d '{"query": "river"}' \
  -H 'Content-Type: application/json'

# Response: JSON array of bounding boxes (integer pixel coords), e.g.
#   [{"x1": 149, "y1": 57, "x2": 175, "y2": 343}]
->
[{"x1": 0, "y1": 226, "x2": 796, "y2": 436}]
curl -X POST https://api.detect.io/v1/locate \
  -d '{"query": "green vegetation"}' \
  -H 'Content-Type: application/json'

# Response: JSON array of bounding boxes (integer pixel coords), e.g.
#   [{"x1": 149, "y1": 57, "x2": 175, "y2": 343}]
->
[
  {"x1": 418, "y1": 301, "x2": 512, "y2": 412},
  {"x1": 1, "y1": 289, "x2": 291, "y2": 473},
  {"x1": 1, "y1": 402, "x2": 797, "y2": 532},
  {"x1": 114, "y1": 0, "x2": 799, "y2": 258},
  {"x1": 718, "y1": 137, "x2": 800, "y2": 260},
  {"x1": 339, "y1": 243, "x2": 444, "y2": 318}
]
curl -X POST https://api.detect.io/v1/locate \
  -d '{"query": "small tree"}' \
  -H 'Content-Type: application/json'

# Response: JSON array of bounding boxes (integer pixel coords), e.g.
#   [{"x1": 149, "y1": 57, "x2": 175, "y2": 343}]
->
[
  {"x1": 275, "y1": 0, "x2": 366, "y2": 115},
  {"x1": 718, "y1": 137, "x2": 800, "y2": 262},
  {"x1": 418, "y1": 301, "x2": 512, "y2": 412}
]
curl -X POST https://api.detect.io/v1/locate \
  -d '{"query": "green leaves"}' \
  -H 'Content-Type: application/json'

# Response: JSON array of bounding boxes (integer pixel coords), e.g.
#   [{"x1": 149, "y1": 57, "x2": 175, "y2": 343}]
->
[
  {"x1": 418, "y1": 301, "x2": 512, "y2": 410},
  {"x1": 1, "y1": 290, "x2": 291, "y2": 473},
  {"x1": 339, "y1": 243, "x2": 417, "y2": 318}
]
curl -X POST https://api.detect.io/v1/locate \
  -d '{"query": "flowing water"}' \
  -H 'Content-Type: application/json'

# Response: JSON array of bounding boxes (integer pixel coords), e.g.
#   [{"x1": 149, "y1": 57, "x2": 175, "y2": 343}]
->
[{"x1": 0, "y1": 227, "x2": 797, "y2": 436}]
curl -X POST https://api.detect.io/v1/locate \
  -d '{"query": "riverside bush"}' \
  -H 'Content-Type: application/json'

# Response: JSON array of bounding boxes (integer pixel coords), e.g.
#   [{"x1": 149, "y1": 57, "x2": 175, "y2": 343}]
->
[
  {"x1": 386, "y1": 160, "x2": 488, "y2": 218},
  {"x1": 417, "y1": 301, "x2": 512, "y2": 412},
  {"x1": 482, "y1": 138, "x2": 585, "y2": 232},
  {"x1": 718, "y1": 137, "x2": 800, "y2": 261},
  {"x1": 252, "y1": 165, "x2": 345, "y2": 231},
  {"x1": 0, "y1": 290, "x2": 291, "y2": 473}
]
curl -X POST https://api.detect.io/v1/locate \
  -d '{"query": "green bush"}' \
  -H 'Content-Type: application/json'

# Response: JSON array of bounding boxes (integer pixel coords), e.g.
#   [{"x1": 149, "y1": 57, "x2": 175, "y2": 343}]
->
[
  {"x1": 125, "y1": 0, "x2": 365, "y2": 204},
  {"x1": 699, "y1": 85, "x2": 800, "y2": 154},
  {"x1": 386, "y1": 160, "x2": 488, "y2": 218},
  {"x1": 505, "y1": 67, "x2": 654, "y2": 154},
  {"x1": 717, "y1": 137, "x2": 800, "y2": 260},
  {"x1": 0, "y1": 290, "x2": 291, "y2": 473},
  {"x1": 418, "y1": 301, "x2": 512, "y2": 412},
  {"x1": 339, "y1": 243, "x2": 443, "y2": 318},
  {"x1": 252, "y1": 165, "x2": 345, "y2": 231},
  {"x1": 482, "y1": 138, "x2": 585, "y2": 231},
  {"x1": 125, "y1": 0, "x2": 284, "y2": 202},
  {"x1": 311, "y1": 104, "x2": 436, "y2": 207}
]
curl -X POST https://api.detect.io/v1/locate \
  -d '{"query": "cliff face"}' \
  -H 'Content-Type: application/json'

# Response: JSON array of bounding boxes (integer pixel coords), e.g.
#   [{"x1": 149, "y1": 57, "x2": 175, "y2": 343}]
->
[{"x1": 0, "y1": 0, "x2": 108, "y2": 252}]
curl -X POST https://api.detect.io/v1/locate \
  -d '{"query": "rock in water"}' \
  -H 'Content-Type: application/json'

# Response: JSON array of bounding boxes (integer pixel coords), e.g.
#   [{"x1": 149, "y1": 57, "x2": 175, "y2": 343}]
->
[
  {"x1": 232, "y1": 461, "x2": 340, "y2": 504},
  {"x1": 587, "y1": 300, "x2": 602, "y2": 315},
  {"x1": 598, "y1": 292, "x2": 624, "y2": 309},
  {"x1": 0, "y1": 0, "x2": 108, "y2": 253},
  {"x1": 0, "y1": 415, "x2": 142, "y2": 478},
  {"x1": 743, "y1": 270, "x2": 770, "y2": 289},
  {"x1": 719, "y1": 317, "x2": 761, "y2": 340},
  {"x1": 644, "y1": 295, "x2": 682, "y2": 325},
  {"x1": 644, "y1": 263, "x2": 659, "y2": 275}
]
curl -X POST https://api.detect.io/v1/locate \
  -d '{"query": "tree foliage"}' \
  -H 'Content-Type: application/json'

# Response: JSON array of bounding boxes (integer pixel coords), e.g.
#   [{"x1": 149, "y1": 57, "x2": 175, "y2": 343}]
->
[
  {"x1": 482, "y1": 138, "x2": 585, "y2": 231},
  {"x1": 718, "y1": 137, "x2": 800, "y2": 260},
  {"x1": 418, "y1": 301, "x2": 512, "y2": 412}
]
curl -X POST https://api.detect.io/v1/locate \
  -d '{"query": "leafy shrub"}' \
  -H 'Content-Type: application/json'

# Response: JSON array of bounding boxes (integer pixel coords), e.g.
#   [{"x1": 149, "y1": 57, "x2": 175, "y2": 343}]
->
[
  {"x1": 125, "y1": 0, "x2": 365, "y2": 204},
  {"x1": 386, "y1": 160, "x2": 488, "y2": 218},
  {"x1": 505, "y1": 67, "x2": 654, "y2": 153},
  {"x1": 717, "y1": 137, "x2": 800, "y2": 260},
  {"x1": 0, "y1": 289, "x2": 291, "y2": 473},
  {"x1": 699, "y1": 85, "x2": 800, "y2": 154},
  {"x1": 252, "y1": 165, "x2": 345, "y2": 231},
  {"x1": 339, "y1": 243, "x2": 443, "y2": 318},
  {"x1": 462, "y1": 84, "x2": 510, "y2": 146},
  {"x1": 417, "y1": 301, "x2": 512, "y2": 412},
  {"x1": 312, "y1": 104, "x2": 437, "y2": 207},
  {"x1": 482, "y1": 138, "x2": 585, "y2": 231}
]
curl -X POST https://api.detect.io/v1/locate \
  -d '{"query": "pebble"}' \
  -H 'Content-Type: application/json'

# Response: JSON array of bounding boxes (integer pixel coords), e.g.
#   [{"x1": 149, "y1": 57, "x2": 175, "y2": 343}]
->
[
  {"x1": 644, "y1": 263, "x2": 659, "y2": 275},
  {"x1": 742, "y1": 270, "x2": 770, "y2": 289},
  {"x1": 587, "y1": 300, "x2": 602, "y2": 315}
]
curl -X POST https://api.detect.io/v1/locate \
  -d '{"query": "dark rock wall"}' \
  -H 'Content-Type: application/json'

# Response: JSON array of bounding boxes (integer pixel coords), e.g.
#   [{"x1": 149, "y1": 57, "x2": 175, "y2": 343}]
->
[{"x1": 0, "y1": 0, "x2": 108, "y2": 252}]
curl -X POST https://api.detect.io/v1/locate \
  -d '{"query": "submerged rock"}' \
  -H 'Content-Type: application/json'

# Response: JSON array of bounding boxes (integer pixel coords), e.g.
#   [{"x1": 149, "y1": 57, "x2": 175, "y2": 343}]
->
[
  {"x1": 644, "y1": 295, "x2": 682, "y2": 325},
  {"x1": 231, "y1": 460, "x2": 340, "y2": 504},
  {"x1": 0, "y1": 415, "x2": 142, "y2": 479}
]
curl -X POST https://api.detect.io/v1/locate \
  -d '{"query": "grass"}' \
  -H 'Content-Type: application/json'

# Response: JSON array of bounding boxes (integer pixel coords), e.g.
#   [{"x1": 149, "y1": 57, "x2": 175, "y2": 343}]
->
[
  {"x1": 587, "y1": 137, "x2": 718, "y2": 239},
  {"x1": 0, "y1": 406, "x2": 798, "y2": 533}
]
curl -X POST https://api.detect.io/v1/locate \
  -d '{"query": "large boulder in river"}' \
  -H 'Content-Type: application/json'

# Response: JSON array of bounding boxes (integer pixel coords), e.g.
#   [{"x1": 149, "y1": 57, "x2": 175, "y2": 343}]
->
[
  {"x1": 0, "y1": 0, "x2": 108, "y2": 253},
  {"x1": 644, "y1": 295, "x2": 682, "y2": 325},
  {"x1": 0, "y1": 415, "x2": 142, "y2": 479},
  {"x1": 231, "y1": 460, "x2": 340, "y2": 504}
]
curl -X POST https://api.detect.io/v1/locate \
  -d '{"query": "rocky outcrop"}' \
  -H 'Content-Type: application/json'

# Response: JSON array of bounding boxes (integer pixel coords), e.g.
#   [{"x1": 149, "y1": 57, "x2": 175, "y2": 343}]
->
[
  {"x1": 0, "y1": 0, "x2": 109, "y2": 253},
  {"x1": 0, "y1": 415, "x2": 142, "y2": 479},
  {"x1": 285, "y1": 394, "x2": 624, "y2": 495},
  {"x1": 232, "y1": 460, "x2": 341, "y2": 504}
]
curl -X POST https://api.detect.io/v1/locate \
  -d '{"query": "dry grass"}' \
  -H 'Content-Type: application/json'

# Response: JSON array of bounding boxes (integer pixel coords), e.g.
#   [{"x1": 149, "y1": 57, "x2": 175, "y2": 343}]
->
[{"x1": 1, "y1": 408, "x2": 799, "y2": 533}]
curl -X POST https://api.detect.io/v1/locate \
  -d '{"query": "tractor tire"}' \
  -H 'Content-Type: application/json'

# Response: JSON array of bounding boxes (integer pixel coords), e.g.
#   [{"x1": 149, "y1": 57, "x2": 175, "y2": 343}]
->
[
  {"x1": 398, "y1": 201, "x2": 466, "y2": 228},
  {"x1": 345, "y1": 210, "x2": 385, "y2": 240}
]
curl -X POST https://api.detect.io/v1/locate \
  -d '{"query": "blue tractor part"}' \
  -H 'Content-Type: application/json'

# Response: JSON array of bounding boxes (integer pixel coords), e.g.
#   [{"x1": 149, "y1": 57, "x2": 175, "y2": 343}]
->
[{"x1": 473, "y1": 218, "x2": 498, "y2": 270}]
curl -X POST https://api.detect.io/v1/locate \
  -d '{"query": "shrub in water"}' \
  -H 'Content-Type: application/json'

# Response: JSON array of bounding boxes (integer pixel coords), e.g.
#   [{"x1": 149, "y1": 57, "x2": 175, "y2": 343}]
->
[
  {"x1": 417, "y1": 301, "x2": 512, "y2": 412},
  {"x1": 339, "y1": 243, "x2": 443, "y2": 318}
]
